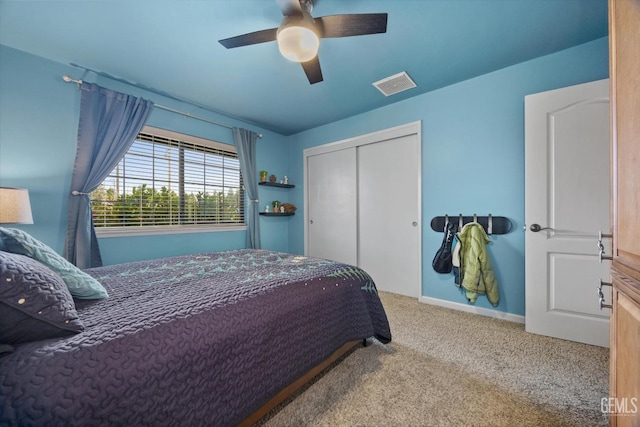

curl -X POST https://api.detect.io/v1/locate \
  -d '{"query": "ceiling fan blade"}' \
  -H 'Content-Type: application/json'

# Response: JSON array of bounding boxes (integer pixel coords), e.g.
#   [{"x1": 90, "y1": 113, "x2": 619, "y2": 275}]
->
[
  {"x1": 219, "y1": 28, "x2": 278, "y2": 49},
  {"x1": 301, "y1": 56, "x2": 323, "y2": 84},
  {"x1": 276, "y1": 0, "x2": 303, "y2": 16},
  {"x1": 315, "y1": 13, "x2": 388, "y2": 38}
]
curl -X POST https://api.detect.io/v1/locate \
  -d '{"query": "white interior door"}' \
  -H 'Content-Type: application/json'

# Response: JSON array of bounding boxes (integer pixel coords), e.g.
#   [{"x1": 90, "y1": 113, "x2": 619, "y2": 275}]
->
[
  {"x1": 524, "y1": 79, "x2": 610, "y2": 347},
  {"x1": 358, "y1": 134, "x2": 420, "y2": 297},
  {"x1": 307, "y1": 148, "x2": 358, "y2": 265}
]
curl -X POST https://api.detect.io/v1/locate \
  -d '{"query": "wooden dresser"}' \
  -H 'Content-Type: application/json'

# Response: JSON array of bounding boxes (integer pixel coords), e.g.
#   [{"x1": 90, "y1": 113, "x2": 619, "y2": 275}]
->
[{"x1": 608, "y1": 0, "x2": 640, "y2": 425}]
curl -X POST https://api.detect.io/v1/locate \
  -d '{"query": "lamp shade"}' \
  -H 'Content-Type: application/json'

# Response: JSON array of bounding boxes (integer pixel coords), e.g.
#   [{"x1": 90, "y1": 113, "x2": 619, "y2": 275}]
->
[{"x1": 0, "y1": 187, "x2": 34, "y2": 224}]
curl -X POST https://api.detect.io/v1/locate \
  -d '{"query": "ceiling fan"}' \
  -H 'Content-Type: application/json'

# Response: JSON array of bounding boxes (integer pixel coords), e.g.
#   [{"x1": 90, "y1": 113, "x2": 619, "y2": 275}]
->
[{"x1": 218, "y1": 0, "x2": 388, "y2": 84}]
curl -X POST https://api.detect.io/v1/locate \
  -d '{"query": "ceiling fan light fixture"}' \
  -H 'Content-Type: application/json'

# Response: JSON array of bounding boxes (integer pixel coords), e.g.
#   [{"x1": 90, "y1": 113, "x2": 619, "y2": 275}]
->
[
  {"x1": 277, "y1": 17, "x2": 319, "y2": 63},
  {"x1": 219, "y1": 1, "x2": 388, "y2": 84}
]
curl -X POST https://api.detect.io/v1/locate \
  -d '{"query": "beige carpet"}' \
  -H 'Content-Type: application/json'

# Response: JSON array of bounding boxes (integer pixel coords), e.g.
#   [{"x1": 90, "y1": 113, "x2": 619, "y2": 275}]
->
[{"x1": 260, "y1": 291, "x2": 609, "y2": 427}]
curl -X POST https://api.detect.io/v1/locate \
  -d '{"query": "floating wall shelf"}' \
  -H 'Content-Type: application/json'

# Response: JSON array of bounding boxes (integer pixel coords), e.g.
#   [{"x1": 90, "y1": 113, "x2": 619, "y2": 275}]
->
[
  {"x1": 259, "y1": 212, "x2": 295, "y2": 217},
  {"x1": 258, "y1": 182, "x2": 295, "y2": 189}
]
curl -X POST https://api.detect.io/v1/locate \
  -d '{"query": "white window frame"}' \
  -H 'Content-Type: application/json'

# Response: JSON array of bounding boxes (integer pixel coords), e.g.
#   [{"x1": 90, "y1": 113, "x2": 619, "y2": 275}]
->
[{"x1": 93, "y1": 126, "x2": 246, "y2": 238}]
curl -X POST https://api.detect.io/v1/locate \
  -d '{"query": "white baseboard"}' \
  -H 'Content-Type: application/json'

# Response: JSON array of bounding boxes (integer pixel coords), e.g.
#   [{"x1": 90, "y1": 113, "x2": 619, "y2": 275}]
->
[{"x1": 419, "y1": 296, "x2": 525, "y2": 324}]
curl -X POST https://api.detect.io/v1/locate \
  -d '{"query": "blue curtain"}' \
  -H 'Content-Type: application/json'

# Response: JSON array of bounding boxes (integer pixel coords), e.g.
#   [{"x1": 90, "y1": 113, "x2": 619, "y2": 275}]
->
[
  {"x1": 233, "y1": 128, "x2": 261, "y2": 249},
  {"x1": 64, "y1": 83, "x2": 154, "y2": 268}
]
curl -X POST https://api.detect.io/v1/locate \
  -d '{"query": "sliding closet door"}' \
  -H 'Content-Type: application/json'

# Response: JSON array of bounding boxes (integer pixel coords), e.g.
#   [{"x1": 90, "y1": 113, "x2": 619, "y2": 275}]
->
[
  {"x1": 358, "y1": 134, "x2": 420, "y2": 297},
  {"x1": 305, "y1": 121, "x2": 422, "y2": 298},
  {"x1": 307, "y1": 148, "x2": 358, "y2": 265}
]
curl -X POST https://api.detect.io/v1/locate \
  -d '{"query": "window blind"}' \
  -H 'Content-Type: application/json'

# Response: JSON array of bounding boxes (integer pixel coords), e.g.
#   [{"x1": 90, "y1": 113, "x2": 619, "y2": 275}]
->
[{"x1": 91, "y1": 132, "x2": 244, "y2": 229}]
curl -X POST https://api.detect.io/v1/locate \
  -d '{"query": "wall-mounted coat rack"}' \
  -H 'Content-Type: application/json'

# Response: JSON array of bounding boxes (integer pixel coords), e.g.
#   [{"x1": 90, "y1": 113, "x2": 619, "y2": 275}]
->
[{"x1": 430, "y1": 214, "x2": 512, "y2": 235}]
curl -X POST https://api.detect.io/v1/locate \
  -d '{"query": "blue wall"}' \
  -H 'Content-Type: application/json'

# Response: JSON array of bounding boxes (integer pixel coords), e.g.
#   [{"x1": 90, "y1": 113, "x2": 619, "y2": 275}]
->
[
  {"x1": 284, "y1": 37, "x2": 609, "y2": 316},
  {"x1": 0, "y1": 37, "x2": 608, "y2": 316},
  {"x1": 0, "y1": 45, "x2": 290, "y2": 264}
]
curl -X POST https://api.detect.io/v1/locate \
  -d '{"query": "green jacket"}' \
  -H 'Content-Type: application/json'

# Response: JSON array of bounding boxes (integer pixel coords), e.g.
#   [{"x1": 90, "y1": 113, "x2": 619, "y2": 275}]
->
[{"x1": 456, "y1": 223, "x2": 499, "y2": 306}]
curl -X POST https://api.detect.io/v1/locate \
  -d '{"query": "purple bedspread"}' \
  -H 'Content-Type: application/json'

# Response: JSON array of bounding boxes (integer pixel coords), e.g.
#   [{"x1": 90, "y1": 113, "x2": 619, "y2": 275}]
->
[{"x1": 0, "y1": 249, "x2": 391, "y2": 426}]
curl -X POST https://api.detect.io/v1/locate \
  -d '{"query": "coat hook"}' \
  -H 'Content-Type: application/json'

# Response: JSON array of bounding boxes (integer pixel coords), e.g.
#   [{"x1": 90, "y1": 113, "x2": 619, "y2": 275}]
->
[
  {"x1": 430, "y1": 215, "x2": 511, "y2": 235},
  {"x1": 488, "y1": 214, "x2": 493, "y2": 235}
]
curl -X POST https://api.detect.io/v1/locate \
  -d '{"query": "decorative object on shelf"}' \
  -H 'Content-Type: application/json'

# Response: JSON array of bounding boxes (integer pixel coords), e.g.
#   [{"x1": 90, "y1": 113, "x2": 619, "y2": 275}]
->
[
  {"x1": 281, "y1": 203, "x2": 297, "y2": 213},
  {"x1": 259, "y1": 170, "x2": 268, "y2": 183},
  {"x1": 283, "y1": 176, "x2": 288, "y2": 185},
  {"x1": 269, "y1": 174, "x2": 277, "y2": 183},
  {"x1": 259, "y1": 202, "x2": 296, "y2": 216}
]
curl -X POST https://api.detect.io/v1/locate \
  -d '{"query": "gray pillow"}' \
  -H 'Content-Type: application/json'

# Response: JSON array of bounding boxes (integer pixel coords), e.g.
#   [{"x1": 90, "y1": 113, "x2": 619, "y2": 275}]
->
[
  {"x1": 0, "y1": 250, "x2": 84, "y2": 344},
  {"x1": 0, "y1": 228, "x2": 107, "y2": 299}
]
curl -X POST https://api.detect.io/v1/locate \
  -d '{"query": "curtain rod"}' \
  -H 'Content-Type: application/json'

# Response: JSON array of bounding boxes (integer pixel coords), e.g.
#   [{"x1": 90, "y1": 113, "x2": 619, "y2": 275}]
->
[{"x1": 62, "y1": 75, "x2": 262, "y2": 138}]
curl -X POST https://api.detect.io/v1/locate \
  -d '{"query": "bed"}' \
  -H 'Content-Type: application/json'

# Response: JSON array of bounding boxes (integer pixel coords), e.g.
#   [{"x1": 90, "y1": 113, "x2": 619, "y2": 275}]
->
[{"x1": 0, "y1": 243, "x2": 391, "y2": 426}]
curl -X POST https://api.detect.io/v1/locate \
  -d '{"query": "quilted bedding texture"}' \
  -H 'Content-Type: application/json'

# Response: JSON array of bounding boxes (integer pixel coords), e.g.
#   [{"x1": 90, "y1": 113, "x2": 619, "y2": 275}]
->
[{"x1": 0, "y1": 249, "x2": 391, "y2": 426}]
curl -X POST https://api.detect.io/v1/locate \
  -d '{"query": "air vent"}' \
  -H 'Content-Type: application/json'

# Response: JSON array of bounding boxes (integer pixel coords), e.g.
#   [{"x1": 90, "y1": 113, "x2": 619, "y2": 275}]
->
[{"x1": 372, "y1": 71, "x2": 417, "y2": 97}]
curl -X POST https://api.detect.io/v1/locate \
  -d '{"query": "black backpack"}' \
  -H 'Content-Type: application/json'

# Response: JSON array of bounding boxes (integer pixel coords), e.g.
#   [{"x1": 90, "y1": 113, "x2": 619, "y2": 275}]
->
[{"x1": 432, "y1": 221, "x2": 455, "y2": 274}]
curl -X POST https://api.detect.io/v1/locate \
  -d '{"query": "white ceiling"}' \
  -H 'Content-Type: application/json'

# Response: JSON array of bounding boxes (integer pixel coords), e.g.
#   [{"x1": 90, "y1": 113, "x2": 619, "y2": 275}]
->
[{"x1": 0, "y1": 0, "x2": 608, "y2": 135}]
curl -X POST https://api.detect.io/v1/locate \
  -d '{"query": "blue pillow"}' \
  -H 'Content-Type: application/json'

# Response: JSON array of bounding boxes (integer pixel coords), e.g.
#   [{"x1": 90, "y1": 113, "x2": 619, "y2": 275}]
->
[
  {"x1": 0, "y1": 250, "x2": 84, "y2": 344},
  {"x1": 0, "y1": 228, "x2": 108, "y2": 299}
]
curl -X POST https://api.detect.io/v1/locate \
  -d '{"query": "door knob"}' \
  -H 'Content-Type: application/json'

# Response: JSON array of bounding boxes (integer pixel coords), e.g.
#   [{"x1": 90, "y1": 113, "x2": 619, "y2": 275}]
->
[{"x1": 530, "y1": 224, "x2": 553, "y2": 232}]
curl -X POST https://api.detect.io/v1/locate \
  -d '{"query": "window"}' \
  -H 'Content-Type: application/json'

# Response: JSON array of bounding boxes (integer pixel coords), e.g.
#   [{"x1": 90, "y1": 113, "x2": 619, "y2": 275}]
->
[{"x1": 91, "y1": 126, "x2": 244, "y2": 235}]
